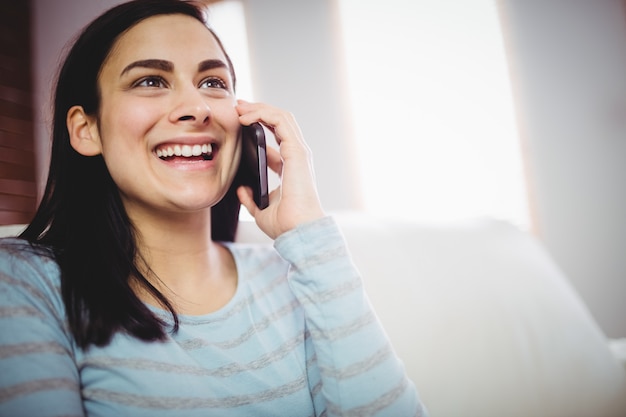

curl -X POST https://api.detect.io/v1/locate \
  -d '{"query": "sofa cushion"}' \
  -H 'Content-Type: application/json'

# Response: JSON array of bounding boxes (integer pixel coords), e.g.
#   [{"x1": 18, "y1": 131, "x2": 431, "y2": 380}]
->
[{"x1": 324, "y1": 213, "x2": 626, "y2": 417}]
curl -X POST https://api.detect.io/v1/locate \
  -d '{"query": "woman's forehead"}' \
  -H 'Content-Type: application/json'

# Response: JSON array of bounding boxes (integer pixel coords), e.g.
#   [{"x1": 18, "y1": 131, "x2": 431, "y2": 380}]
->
[{"x1": 104, "y1": 14, "x2": 227, "y2": 72}]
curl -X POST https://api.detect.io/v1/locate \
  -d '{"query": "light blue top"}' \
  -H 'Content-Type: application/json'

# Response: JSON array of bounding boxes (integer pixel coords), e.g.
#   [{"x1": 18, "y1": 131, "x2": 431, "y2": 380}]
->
[{"x1": 0, "y1": 217, "x2": 427, "y2": 416}]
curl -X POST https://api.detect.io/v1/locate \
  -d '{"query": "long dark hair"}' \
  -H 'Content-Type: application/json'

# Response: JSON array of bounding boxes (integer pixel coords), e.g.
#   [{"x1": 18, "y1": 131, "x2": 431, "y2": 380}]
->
[{"x1": 20, "y1": 0, "x2": 241, "y2": 349}]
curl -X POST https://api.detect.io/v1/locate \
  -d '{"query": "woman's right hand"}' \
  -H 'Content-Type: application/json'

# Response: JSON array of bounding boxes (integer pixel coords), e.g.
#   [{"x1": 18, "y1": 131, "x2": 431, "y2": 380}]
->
[{"x1": 236, "y1": 100, "x2": 325, "y2": 239}]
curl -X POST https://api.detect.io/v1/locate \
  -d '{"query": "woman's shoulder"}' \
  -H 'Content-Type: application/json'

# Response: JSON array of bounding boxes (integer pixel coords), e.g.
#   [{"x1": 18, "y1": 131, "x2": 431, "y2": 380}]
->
[
  {"x1": 0, "y1": 237, "x2": 61, "y2": 292},
  {"x1": 0, "y1": 238, "x2": 66, "y2": 330},
  {"x1": 0, "y1": 236, "x2": 56, "y2": 262}
]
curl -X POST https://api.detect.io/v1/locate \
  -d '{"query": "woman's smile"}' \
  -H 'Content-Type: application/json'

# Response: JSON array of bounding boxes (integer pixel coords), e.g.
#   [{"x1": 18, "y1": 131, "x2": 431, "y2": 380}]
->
[{"x1": 153, "y1": 136, "x2": 221, "y2": 169}]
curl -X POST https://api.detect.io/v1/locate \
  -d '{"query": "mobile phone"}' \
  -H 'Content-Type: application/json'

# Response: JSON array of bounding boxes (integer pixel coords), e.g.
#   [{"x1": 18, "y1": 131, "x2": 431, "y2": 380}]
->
[{"x1": 240, "y1": 123, "x2": 269, "y2": 209}]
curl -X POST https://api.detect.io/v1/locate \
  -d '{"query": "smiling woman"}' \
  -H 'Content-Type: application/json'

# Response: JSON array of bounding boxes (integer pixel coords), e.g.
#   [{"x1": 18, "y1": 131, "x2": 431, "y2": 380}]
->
[{"x1": 0, "y1": 0, "x2": 428, "y2": 416}]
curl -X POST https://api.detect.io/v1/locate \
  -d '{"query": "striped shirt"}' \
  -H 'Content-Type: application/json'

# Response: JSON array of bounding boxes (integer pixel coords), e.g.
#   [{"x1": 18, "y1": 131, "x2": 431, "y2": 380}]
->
[{"x1": 0, "y1": 217, "x2": 427, "y2": 416}]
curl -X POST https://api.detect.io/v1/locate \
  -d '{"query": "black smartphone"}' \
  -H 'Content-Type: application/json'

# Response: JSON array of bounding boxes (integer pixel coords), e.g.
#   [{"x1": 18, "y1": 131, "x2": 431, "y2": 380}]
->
[{"x1": 240, "y1": 123, "x2": 269, "y2": 209}]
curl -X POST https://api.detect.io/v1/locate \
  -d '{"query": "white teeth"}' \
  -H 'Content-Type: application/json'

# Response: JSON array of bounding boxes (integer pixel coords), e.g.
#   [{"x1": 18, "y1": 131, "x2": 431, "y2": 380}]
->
[{"x1": 156, "y1": 143, "x2": 213, "y2": 159}]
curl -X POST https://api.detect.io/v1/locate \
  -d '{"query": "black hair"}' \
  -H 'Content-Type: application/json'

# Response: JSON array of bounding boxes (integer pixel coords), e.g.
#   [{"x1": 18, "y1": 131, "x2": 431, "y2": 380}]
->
[{"x1": 20, "y1": 0, "x2": 242, "y2": 349}]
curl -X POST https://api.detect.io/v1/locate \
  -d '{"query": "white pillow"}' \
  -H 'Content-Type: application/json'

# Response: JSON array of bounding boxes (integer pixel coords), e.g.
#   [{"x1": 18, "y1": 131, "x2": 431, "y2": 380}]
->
[{"x1": 329, "y1": 213, "x2": 626, "y2": 417}]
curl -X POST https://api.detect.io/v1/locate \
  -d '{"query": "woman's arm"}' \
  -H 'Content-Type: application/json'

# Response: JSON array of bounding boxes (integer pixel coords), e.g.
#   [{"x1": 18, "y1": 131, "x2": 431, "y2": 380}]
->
[
  {"x1": 275, "y1": 217, "x2": 428, "y2": 416},
  {"x1": 0, "y1": 243, "x2": 84, "y2": 417}
]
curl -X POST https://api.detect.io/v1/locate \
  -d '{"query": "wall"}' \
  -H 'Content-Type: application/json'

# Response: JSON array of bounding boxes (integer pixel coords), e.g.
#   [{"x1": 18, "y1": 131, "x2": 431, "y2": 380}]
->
[
  {"x1": 241, "y1": 0, "x2": 362, "y2": 210},
  {"x1": 31, "y1": 0, "x2": 126, "y2": 186},
  {"x1": 499, "y1": 0, "x2": 626, "y2": 337}
]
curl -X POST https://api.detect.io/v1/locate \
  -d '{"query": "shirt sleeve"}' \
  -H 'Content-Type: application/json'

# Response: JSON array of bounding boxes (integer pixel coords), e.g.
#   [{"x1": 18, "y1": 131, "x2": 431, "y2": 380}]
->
[
  {"x1": 0, "y1": 241, "x2": 84, "y2": 417},
  {"x1": 274, "y1": 217, "x2": 428, "y2": 417}
]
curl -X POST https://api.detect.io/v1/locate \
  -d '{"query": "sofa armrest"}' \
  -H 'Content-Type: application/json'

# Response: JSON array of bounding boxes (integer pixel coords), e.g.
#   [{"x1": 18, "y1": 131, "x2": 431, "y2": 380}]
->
[{"x1": 0, "y1": 224, "x2": 26, "y2": 238}]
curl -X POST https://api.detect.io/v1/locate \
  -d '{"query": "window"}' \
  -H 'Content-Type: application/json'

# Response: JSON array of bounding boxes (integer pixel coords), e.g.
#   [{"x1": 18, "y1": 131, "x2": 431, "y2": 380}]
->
[{"x1": 338, "y1": 0, "x2": 529, "y2": 228}]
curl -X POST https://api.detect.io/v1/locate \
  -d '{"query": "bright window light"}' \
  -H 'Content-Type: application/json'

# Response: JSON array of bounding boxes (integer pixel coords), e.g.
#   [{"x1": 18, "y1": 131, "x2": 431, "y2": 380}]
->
[{"x1": 338, "y1": 0, "x2": 529, "y2": 229}]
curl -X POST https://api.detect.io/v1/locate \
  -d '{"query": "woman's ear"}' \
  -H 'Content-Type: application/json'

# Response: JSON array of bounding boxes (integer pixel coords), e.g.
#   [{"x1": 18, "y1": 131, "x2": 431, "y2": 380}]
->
[{"x1": 67, "y1": 105, "x2": 102, "y2": 156}]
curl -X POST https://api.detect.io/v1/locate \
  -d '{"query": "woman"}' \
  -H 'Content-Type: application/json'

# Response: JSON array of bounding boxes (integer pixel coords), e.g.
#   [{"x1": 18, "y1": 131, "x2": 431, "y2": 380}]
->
[{"x1": 0, "y1": 0, "x2": 427, "y2": 415}]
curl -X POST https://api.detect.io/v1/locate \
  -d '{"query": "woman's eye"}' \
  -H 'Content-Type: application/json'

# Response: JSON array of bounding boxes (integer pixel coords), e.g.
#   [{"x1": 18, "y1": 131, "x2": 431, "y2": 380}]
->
[
  {"x1": 134, "y1": 76, "x2": 166, "y2": 88},
  {"x1": 200, "y1": 77, "x2": 227, "y2": 90}
]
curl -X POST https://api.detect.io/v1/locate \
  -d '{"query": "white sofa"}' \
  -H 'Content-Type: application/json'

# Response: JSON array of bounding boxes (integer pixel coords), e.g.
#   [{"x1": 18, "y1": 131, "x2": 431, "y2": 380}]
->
[{"x1": 3, "y1": 214, "x2": 626, "y2": 417}]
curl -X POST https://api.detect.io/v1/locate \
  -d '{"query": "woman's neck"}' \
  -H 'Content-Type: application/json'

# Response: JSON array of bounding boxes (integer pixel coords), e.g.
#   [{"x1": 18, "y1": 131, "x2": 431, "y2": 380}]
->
[{"x1": 129, "y1": 209, "x2": 238, "y2": 315}]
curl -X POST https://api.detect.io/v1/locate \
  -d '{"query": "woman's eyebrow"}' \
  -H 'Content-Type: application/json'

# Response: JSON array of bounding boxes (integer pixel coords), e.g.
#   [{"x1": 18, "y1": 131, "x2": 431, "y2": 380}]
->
[
  {"x1": 120, "y1": 59, "x2": 173, "y2": 76},
  {"x1": 198, "y1": 59, "x2": 228, "y2": 73}
]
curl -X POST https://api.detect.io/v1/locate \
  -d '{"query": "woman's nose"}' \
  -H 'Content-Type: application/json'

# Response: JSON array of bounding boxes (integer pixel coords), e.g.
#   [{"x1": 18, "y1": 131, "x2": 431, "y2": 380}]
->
[{"x1": 169, "y1": 89, "x2": 211, "y2": 125}]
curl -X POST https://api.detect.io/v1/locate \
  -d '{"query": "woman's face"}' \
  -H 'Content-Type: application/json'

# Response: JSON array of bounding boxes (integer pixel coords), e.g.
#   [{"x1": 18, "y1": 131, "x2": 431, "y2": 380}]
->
[{"x1": 92, "y1": 14, "x2": 241, "y2": 220}]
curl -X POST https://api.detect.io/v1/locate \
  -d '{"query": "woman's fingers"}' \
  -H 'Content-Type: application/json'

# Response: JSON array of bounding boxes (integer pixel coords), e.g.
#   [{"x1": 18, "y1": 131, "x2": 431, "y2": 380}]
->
[
  {"x1": 236, "y1": 186, "x2": 257, "y2": 216},
  {"x1": 236, "y1": 100, "x2": 325, "y2": 238},
  {"x1": 237, "y1": 101, "x2": 306, "y2": 150}
]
